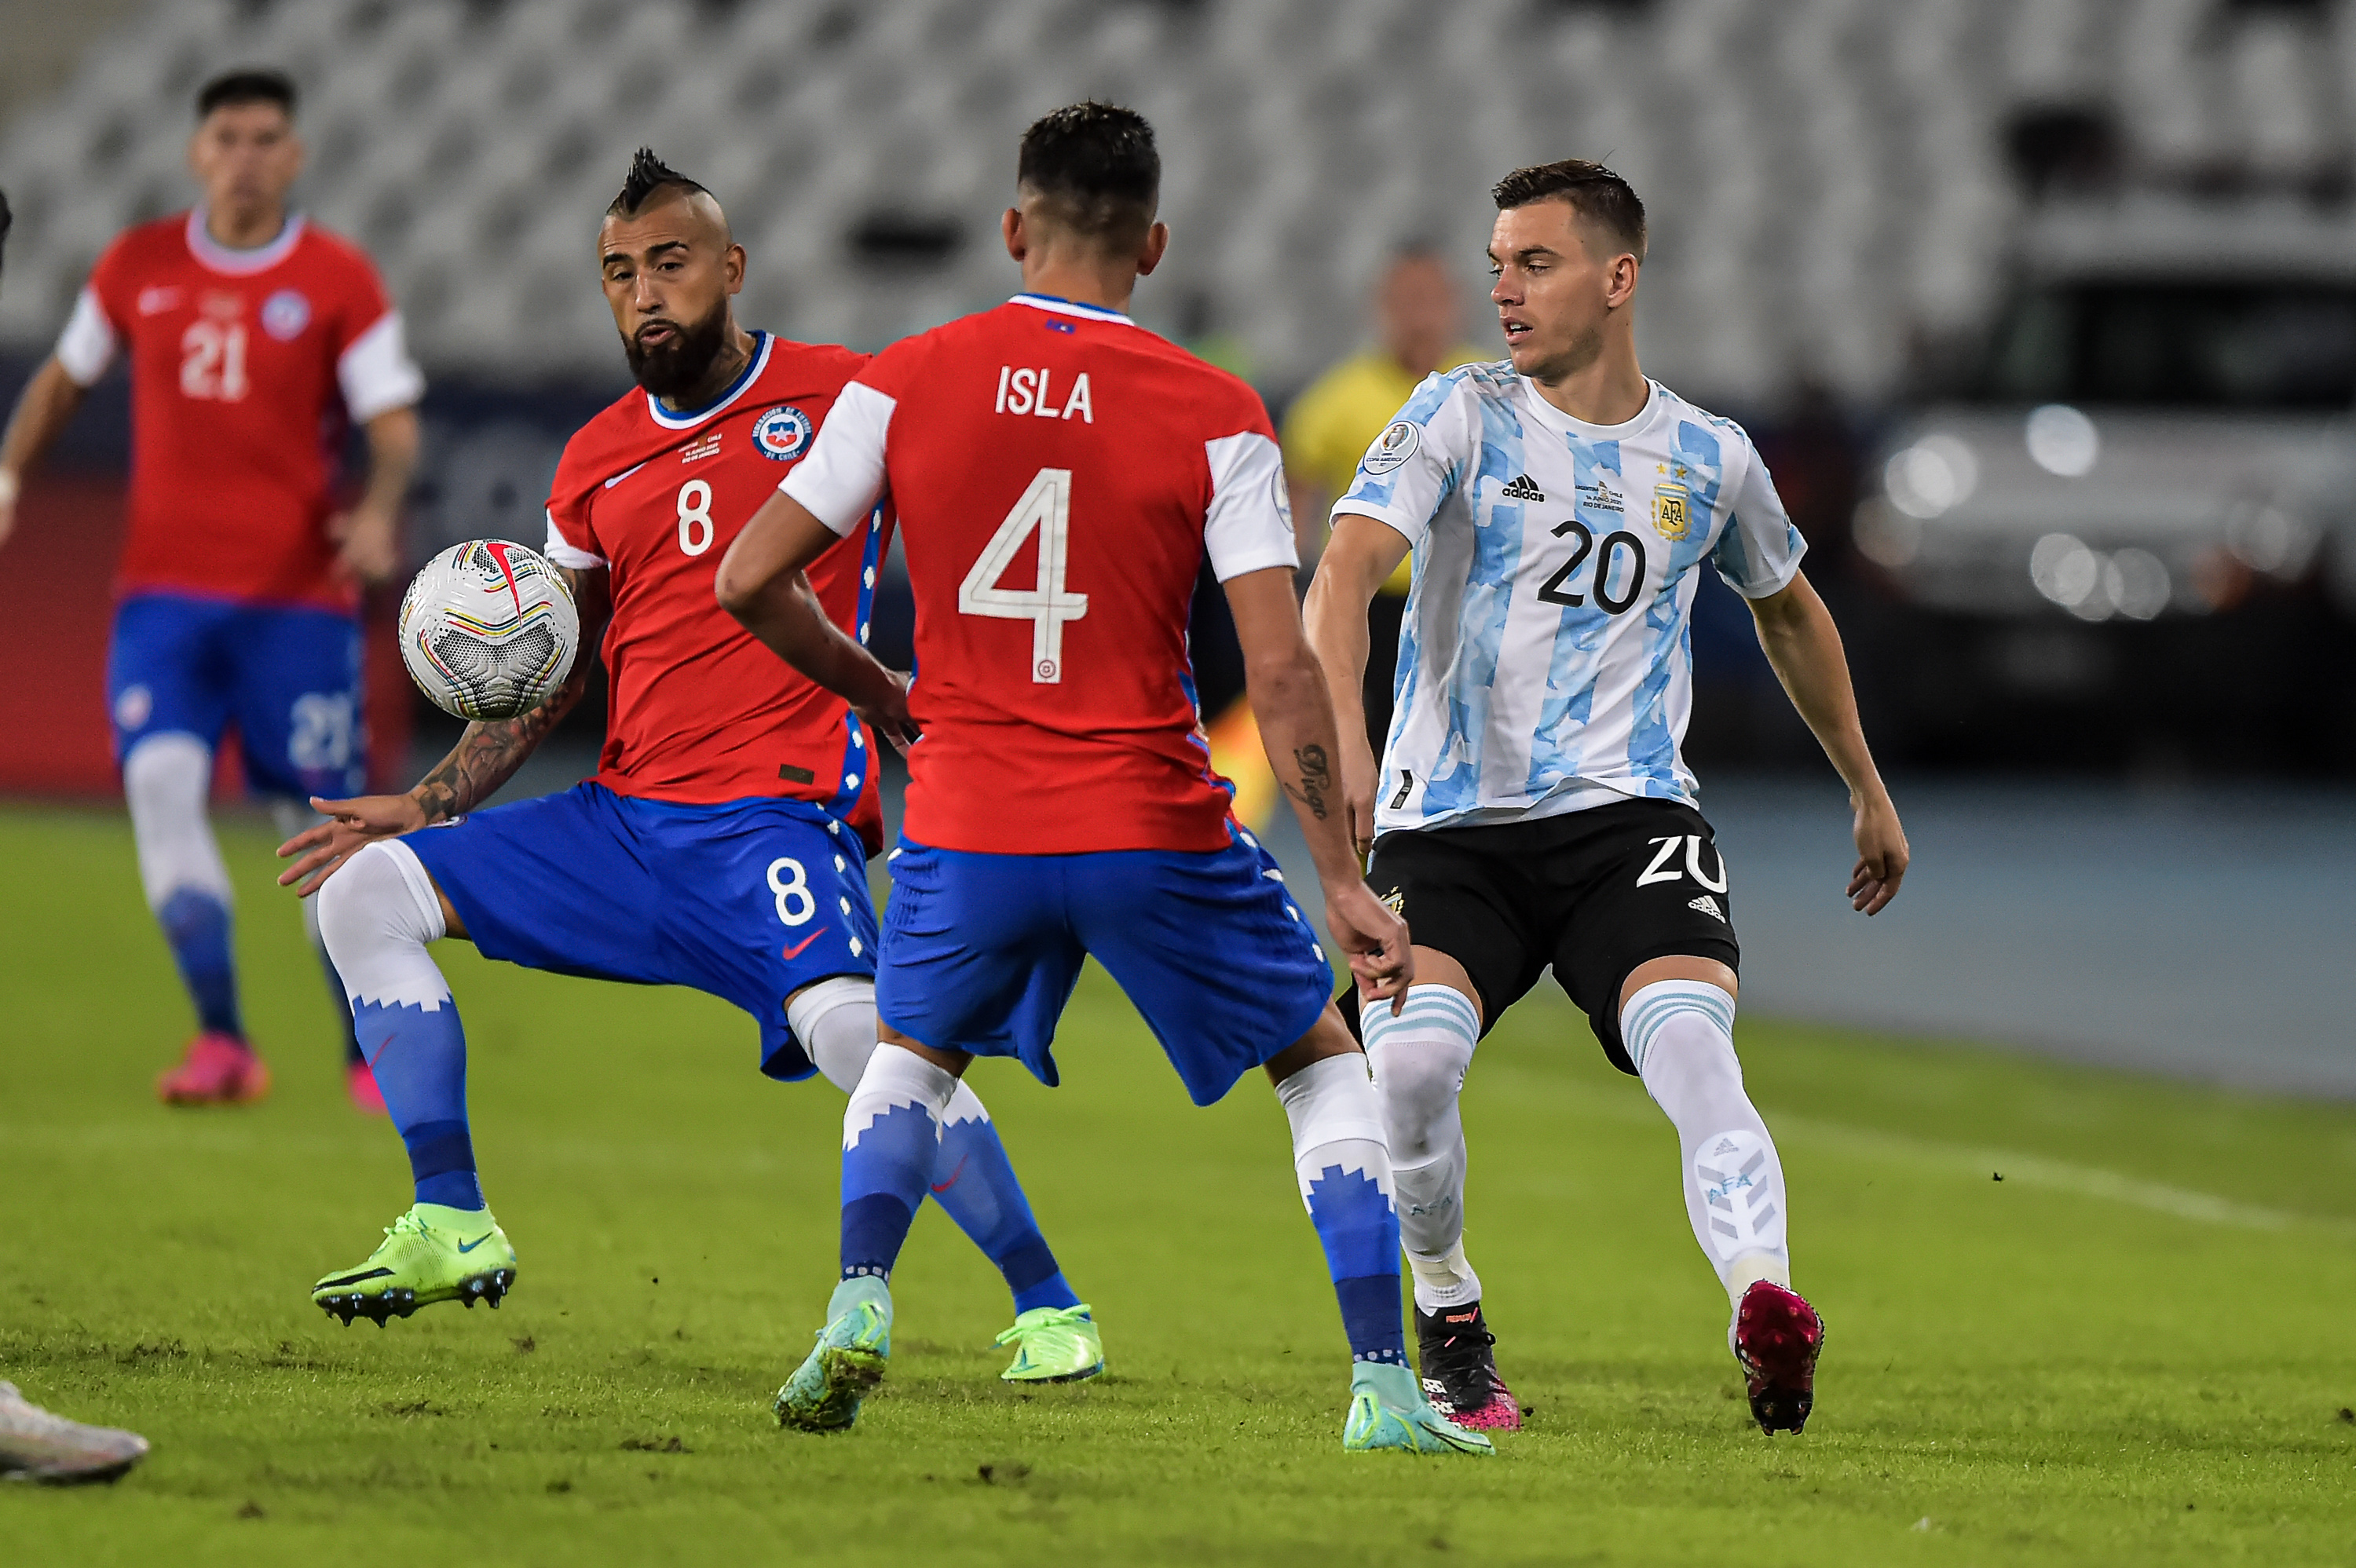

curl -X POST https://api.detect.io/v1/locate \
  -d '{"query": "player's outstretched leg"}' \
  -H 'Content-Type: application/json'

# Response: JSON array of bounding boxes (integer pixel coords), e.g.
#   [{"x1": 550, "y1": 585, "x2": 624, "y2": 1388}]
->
[
  {"x1": 274, "y1": 801, "x2": 382, "y2": 1113},
  {"x1": 1623, "y1": 978, "x2": 1823, "y2": 1433},
  {"x1": 0, "y1": 1381, "x2": 150, "y2": 1484},
  {"x1": 309, "y1": 842, "x2": 516, "y2": 1325},
  {"x1": 1272, "y1": 1043, "x2": 1491, "y2": 1456},
  {"x1": 1363, "y1": 981, "x2": 1520, "y2": 1431},
  {"x1": 126, "y1": 735, "x2": 270, "y2": 1106},
  {"x1": 778, "y1": 1042, "x2": 954, "y2": 1431},
  {"x1": 792, "y1": 979, "x2": 1100, "y2": 1384}
]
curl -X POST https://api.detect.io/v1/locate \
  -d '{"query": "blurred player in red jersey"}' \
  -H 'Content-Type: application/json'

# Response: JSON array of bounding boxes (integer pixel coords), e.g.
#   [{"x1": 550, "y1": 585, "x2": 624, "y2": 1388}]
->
[
  {"x1": 270, "y1": 155, "x2": 1099, "y2": 1383},
  {"x1": 0, "y1": 70, "x2": 423, "y2": 1110},
  {"x1": 719, "y1": 104, "x2": 1487, "y2": 1453}
]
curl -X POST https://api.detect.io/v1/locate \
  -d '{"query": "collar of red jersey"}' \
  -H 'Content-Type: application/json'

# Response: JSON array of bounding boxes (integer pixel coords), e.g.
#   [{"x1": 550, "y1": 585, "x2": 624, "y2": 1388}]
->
[
  {"x1": 644, "y1": 331, "x2": 775, "y2": 430},
  {"x1": 1010, "y1": 293, "x2": 1133, "y2": 326},
  {"x1": 184, "y1": 208, "x2": 307, "y2": 276}
]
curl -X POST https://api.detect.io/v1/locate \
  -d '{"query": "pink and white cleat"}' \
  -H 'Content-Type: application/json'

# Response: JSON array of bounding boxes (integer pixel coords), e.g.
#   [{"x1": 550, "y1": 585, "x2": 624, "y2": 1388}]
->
[{"x1": 1414, "y1": 1303, "x2": 1523, "y2": 1431}]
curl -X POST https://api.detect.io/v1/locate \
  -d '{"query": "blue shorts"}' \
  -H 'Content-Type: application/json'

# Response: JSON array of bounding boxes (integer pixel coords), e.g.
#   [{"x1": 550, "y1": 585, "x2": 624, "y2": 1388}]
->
[
  {"x1": 401, "y1": 782, "x2": 877, "y2": 1080},
  {"x1": 874, "y1": 828, "x2": 1334, "y2": 1106},
  {"x1": 108, "y1": 592, "x2": 365, "y2": 799}
]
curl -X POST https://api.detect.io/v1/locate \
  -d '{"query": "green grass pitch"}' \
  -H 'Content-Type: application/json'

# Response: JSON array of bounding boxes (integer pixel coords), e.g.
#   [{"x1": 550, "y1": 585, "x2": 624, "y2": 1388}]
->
[{"x1": 3, "y1": 804, "x2": 2354, "y2": 1565}]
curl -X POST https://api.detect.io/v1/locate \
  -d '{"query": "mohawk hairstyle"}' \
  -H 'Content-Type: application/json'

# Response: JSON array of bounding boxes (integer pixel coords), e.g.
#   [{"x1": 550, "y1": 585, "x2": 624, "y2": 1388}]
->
[
  {"x1": 608, "y1": 148, "x2": 708, "y2": 219},
  {"x1": 1491, "y1": 159, "x2": 1648, "y2": 263},
  {"x1": 1016, "y1": 101, "x2": 1159, "y2": 248}
]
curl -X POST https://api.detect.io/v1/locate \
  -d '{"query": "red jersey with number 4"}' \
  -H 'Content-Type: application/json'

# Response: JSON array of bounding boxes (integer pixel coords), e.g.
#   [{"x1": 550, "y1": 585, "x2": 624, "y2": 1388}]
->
[
  {"x1": 781, "y1": 294, "x2": 1299, "y2": 855},
  {"x1": 57, "y1": 210, "x2": 423, "y2": 610},
  {"x1": 544, "y1": 332, "x2": 886, "y2": 843}
]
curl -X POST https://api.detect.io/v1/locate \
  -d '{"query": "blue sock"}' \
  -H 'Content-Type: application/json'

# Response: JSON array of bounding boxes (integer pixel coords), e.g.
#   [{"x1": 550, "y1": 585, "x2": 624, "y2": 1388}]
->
[
  {"x1": 156, "y1": 887, "x2": 242, "y2": 1040},
  {"x1": 932, "y1": 1094, "x2": 1079, "y2": 1314},
  {"x1": 354, "y1": 998, "x2": 482, "y2": 1211},
  {"x1": 1279, "y1": 1055, "x2": 1409, "y2": 1367},
  {"x1": 839, "y1": 1048, "x2": 964, "y2": 1282},
  {"x1": 1306, "y1": 1161, "x2": 1410, "y2": 1365}
]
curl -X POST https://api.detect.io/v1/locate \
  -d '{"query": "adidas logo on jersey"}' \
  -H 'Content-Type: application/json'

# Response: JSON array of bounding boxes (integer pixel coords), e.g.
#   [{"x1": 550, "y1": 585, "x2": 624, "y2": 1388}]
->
[
  {"x1": 1688, "y1": 894, "x2": 1725, "y2": 922},
  {"x1": 1499, "y1": 473, "x2": 1546, "y2": 502}
]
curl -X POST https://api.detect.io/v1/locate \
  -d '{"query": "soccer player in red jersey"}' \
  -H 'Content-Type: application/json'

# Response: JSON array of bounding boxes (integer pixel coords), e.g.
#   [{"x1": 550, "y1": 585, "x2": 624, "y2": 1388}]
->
[
  {"x1": 0, "y1": 70, "x2": 423, "y2": 1109},
  {"x1": 719, "y1": 104, "x2": 1487, "y2": 1453},
  {"x1": 273, "y1": 154, "x2": 1099, "y2": 1384}
]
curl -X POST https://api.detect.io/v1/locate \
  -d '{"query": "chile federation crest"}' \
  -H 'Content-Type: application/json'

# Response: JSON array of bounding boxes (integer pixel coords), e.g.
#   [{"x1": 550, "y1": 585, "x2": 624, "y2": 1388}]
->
[{"x1": 753, "y1": 404, "x2": 814, "y2": 461}]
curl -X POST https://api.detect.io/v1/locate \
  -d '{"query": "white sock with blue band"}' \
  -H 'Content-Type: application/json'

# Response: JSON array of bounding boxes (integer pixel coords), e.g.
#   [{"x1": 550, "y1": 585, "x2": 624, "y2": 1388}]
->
[{"x1": 1622, "y1": 978, "x2": 1791, "y2": 1303}]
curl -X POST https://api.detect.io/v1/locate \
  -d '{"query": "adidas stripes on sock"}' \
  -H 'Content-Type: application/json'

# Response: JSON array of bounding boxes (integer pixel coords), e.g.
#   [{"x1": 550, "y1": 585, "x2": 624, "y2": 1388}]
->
[
  {"x1": 316, "y1": 841, "x2": 482, "y2": 1211},
  {"x1": 1275, "y1": 1053, "x2": 1408, "y2": 1366},
  {"x1": 1623, "y1": 978, "x2": 1790, "y2": 1302},
  {"x1": 1363, "y1": 984, "x2": 1484, "y2": 1313}
]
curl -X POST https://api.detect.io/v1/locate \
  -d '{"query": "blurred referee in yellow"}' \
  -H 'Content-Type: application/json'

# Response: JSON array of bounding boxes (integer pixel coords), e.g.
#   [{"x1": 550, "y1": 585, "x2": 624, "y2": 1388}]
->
[{"x1": 1282, "y1": 250, "x2": 1485, "y2": 749}]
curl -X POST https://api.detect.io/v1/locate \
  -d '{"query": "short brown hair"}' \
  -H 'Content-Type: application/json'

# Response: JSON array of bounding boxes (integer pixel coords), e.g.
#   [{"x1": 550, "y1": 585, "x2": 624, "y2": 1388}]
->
[{"x1": 1491, "y1": 159, "x2": 1647, "y2": 262}]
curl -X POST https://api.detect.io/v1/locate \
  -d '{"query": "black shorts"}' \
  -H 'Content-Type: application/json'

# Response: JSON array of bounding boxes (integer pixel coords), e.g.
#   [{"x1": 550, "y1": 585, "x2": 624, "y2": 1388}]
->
[{"x1": 1345, "y1": 798, "x2": 1740, "y2": 1076}]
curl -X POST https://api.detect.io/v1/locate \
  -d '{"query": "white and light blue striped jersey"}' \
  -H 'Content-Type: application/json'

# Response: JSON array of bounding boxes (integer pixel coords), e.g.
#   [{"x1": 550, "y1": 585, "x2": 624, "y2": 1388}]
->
[{"x1": 1335, "y1": 364, "x2": 1805, "y2": 835}]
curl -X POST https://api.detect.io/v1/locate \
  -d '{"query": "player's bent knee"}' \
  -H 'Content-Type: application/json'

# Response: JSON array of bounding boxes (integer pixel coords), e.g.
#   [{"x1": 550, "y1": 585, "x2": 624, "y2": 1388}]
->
[{"x1": 316, "y1": 841, "x2": 448, "y2": 974}]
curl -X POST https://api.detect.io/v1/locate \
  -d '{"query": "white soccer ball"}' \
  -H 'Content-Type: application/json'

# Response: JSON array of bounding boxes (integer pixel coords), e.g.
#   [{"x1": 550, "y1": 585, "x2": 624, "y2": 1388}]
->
[{"x1": 398, "y1": 540, "x2": 580, "y2": 721}]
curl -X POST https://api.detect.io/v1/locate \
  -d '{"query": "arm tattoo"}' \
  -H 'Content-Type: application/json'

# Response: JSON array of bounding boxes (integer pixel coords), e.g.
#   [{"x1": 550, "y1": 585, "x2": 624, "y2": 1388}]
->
[
  {"x1": 414, "y1": 565, "x2": 604, "y2": 822},
  {"x1": 1286, "y1": 743, "x2": 1333, "y2": 821}
]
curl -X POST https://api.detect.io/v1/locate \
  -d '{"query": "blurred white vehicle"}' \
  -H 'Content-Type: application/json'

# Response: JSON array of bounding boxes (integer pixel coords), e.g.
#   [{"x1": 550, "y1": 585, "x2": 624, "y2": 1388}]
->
[{"x1": 1855, "y1": 199, "x2": 2356, "y2": 622}]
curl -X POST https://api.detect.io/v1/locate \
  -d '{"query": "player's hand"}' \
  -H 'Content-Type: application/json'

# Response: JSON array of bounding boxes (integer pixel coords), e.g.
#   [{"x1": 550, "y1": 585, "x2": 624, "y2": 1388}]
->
[
  {"x1": 329, "y1": 503, "x2": 401, "y2": 587},
  {"x1": 276, "y1": 791, "x2": 430, "y2": 897},
  {"x1": 854, "y1": 668, "x2": 920, "y2": 755},
  {"x1": 1847, "y1": 788, "x2": 1909, "y2": 916},
  {"x1": 1339, "y1": 733, "x2": 1380, "y2": 861},
  {"x1": 1326, "y1": 879, "x2": 1414, "y2": 1014}
]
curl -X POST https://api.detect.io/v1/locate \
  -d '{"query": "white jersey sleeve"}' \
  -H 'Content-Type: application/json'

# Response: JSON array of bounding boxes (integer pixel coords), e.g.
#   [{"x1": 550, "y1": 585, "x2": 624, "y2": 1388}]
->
[
  {"x1": 781, "y1": 381, "x2": 894, "y2": 537},
  {"x1": 1202, "y1": 431, "x2": 1298, "y2": 581},
  {"x1": 542, "y1": 509, "x2": 605, "y2": 570},
  {"x1": 1328, "y1": 372, "x2": 1477, "y2": 548},
  {"x1": 1710, "y1": 433, "x2": 1808, "y2": 599},
  {"x1": 54, "y1": 287, "x2": 119, "y2": 387},
  {"x1": 338, "y1": 311, "x2": 426, "y2": 422}
]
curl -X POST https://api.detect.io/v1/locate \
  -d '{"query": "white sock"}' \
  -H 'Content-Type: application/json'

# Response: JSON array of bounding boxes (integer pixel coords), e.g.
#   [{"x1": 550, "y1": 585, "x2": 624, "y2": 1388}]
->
[
  {"x1": 794, "y1": 978, "x2": 993, "y2": 1127},
  {"x1": 841, "y1": 1042, "x2": 960, "y2": 1150},
  {"x1": 315, "y1": 840, "x2": 449, "y2": 1008},
  {"x1": 1271, "y1": 1052, "x2": 1391, "y2": 1212},
  {"x1": 1624, "y1": 979, "x2": 1791, "y2": 1304},
  {"x1": 1364, "y1": 985, "x2": 1483, "y2": 1311},
  {"x1": 122, "y1": 733, "x2": 233, "y2": 912}
]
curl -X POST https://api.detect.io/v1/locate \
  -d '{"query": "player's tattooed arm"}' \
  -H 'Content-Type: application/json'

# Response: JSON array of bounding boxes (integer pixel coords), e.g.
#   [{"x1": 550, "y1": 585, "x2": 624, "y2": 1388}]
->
[
  {"x1": 1285, "y1": 744, "x2": 1334, "y2": 821},
  {"x1": 275, "y1": 565, "x2": 611, "y2": 896},
  {"x1": 412, "y1": 563, "x2": 610, "y2": 822}
]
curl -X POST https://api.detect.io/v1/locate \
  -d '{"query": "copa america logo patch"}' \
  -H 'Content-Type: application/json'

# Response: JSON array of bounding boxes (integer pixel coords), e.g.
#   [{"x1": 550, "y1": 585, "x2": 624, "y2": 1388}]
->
[
  {"x1": 752, "y1": 404, "x2": 814, "y2": 461},
  {"x1": 260, "y1": 289, "x2": 311, "y2": 341},
  {"x1": 1362, "y1": 418, "x2": 1420, "y2": 475}
]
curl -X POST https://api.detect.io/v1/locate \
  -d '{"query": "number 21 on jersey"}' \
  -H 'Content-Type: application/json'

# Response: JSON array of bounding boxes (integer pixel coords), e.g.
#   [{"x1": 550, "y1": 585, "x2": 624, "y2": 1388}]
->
[{"x1": 958, "y1": 466, "x2": 1088, "y2": 683}]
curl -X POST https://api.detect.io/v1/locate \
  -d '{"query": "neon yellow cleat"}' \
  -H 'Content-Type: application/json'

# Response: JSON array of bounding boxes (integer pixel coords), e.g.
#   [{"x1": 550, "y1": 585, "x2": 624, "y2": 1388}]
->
[
  {"x1": 1342, "y1": 1361, "x2": 1494, "y2": 1455},
  {"x1": 312, "y1": 1203, "x2": 517, "y2": 1326},
  {"x1": 995, "y1": 1303, "x2": 1104, "y2": 1383}
]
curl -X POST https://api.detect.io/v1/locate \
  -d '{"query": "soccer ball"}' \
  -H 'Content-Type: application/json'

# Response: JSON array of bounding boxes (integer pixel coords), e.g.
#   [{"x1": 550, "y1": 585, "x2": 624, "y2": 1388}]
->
[{"x1": 398, "y1": 540, "x2": 581, "y2": 721}]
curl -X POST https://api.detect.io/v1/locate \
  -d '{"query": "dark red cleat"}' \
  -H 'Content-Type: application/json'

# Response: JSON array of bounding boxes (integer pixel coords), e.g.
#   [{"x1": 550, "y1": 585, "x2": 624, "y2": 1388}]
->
[
  {"x1": 1733, "y1": 1280, "x2": 1823, "y2": 1435},
  {"x1": 1415, "y1": 1302, "x2": 1522, "y2": 1431}
]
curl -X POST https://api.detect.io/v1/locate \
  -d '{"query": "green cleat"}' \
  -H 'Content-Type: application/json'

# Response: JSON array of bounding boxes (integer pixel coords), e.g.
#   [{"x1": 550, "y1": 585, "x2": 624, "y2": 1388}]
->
[
  {"x1": 775, "y1": 1276, "x2": 892, "y2": 1432},
  {"x1": 995, "y1": 1303, "x2": 1104, "y2": 1383},
  {"x1": 312, "y1": 1203, "x2": 517, "y2": 1326},
  {"x1": 1343, "y1": 1361, "x2": 1494, "y2": 1455}
]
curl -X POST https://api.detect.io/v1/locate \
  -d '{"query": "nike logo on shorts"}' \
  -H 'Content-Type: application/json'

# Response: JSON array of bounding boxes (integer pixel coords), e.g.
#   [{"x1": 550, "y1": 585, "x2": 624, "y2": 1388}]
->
[{"x1": 781, "y1": 931, "x2": 825, "y2": 960}]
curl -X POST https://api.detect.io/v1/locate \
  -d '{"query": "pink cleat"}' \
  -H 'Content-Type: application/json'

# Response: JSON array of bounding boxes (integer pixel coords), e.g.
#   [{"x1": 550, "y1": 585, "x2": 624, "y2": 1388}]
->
[
  {"x1": 1734, "y1": 1280, "x2": 1824, "y2": 1435},
  {"x1": 346, "y1": 1059, "x2": 387, "y2": 1115},
  {"x1": 155, "y1": 1032, "x2": 271, "y2": 1106},
  {"x1": 1414, "y1": 1303, "x2": 1523, "y2": 1431}
]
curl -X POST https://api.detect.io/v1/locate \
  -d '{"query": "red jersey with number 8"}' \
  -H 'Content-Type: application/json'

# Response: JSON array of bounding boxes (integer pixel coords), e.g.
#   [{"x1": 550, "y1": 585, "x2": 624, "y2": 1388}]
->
[
  {"x1": 780, "y1": 294, "x2": 1300, "y2": 855},
  {"x1": 543, "y1": 333, "x2": 886, "y2": 842}
]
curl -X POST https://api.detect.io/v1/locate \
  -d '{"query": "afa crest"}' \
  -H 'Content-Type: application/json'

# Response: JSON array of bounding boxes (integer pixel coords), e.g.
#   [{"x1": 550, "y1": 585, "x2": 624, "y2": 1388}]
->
[
  {"x1": 752, "y1": 404, "x2": 814, "y2": 461},
  {"x1": 1653, "y1": 481, "x2": 1692, "y2": 541}
]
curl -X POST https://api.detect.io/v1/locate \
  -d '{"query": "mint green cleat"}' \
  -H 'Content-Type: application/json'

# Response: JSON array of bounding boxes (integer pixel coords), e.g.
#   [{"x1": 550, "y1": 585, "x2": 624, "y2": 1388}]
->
[
  {"x1": 995, "y1": 1303, "x2": 1104, "y2": 1383},
  {"x1": 775, "y1": 1276, "x2": 892, "y2": 1432},
  {"x1": 313, "y1": 1203, "x2": 517, "y2": 1326},
  {"x1": 1343, "y1": 1361, "x2": 1494, "y2": 1455}
]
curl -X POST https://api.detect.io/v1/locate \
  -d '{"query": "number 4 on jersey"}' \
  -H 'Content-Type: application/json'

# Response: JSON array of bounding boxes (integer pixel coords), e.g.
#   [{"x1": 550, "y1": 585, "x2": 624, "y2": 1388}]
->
[{"x1": 958, "y1": 466, "x2": 1088, "y2": 683}]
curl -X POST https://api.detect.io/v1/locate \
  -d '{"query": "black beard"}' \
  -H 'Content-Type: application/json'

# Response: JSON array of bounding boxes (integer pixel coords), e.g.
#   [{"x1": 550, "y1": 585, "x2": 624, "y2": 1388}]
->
[{"x1": 624, "y1": 306, "x2": 730, "y2": 403}]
